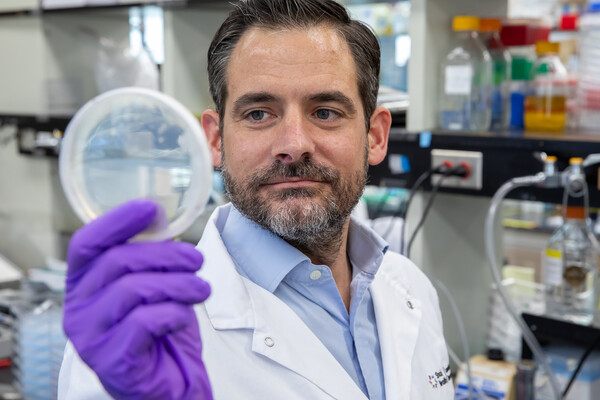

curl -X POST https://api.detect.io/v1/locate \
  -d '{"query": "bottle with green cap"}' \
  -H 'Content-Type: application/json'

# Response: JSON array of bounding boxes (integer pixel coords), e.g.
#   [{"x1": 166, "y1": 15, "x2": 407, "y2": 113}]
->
[
  {"x1": 439, "y1": 16, "x2": 493, "y2": 131},
  {"x1": 508, "y1": 54, "x2": 533, "y2": 129}
]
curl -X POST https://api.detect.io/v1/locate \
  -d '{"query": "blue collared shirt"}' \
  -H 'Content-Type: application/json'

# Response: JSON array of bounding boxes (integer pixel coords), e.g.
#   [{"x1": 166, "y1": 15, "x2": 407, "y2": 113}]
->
[{"x1": 220, "y1": 206, "x2": 388, "y2": 399}]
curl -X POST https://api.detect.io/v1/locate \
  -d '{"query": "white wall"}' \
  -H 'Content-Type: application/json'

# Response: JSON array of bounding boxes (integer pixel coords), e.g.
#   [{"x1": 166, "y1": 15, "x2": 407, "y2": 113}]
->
[
  {"x1": 0, "y1": 126, "x2": 58, "y2": 269},
  {"x1": 162, "y1": 8, "x2": 231, "y2": 114}
]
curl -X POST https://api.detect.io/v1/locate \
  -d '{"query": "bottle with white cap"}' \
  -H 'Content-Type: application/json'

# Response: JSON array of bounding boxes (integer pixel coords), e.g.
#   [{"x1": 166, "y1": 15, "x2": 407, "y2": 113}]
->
[
  {"x1": 543, "y1": 158, "x2": 598, "y2": 325},
  {"x1": 439, "y1": 16, "x2": 493, "y2": 132}
]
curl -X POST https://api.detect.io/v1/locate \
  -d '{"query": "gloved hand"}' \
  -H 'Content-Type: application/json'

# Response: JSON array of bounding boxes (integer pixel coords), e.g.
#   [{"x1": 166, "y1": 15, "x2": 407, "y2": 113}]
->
[{"x1": 63, "y1": 199, "x2": 213, "y2": 400}]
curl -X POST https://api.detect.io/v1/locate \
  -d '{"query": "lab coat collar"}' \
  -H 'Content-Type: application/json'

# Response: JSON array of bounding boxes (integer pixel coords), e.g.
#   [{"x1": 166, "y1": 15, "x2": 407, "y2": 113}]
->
[
  {"x1": 198, "y1": 204, "x2": 256, "y2": 330},
  {"x1": 371, "y1": 256, "x2": 423, "y2": 400}
]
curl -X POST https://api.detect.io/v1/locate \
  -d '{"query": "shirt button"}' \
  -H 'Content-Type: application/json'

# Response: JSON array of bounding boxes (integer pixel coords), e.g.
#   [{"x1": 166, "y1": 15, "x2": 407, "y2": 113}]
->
[
  {"x1": 264, "y1": 337, "x2": 275, "y2": 347},
  {"x1": 406, "y1": 300, "x2": 414, "y2": 309},
  {"x1": 309, "y1": 270, "x2": 322, "y2": 280}
]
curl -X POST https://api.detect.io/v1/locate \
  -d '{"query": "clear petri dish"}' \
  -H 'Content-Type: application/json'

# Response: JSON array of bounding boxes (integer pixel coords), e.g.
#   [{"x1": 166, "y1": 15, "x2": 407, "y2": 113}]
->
[{"x1": 59, "y1": 87, "x2": 213, "y2": 241}]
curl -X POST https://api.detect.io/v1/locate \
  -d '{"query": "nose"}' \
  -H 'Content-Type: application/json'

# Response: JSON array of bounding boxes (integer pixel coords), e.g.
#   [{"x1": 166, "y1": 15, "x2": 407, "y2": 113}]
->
[{"x1": 271, "y1": 109, "x2": 315, "y2": 163}]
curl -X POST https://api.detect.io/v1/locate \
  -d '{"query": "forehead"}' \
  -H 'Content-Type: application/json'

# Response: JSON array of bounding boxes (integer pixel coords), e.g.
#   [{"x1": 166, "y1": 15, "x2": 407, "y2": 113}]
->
[{"x1": 225, "y1": 25, "x2": 359, "y2": 101}]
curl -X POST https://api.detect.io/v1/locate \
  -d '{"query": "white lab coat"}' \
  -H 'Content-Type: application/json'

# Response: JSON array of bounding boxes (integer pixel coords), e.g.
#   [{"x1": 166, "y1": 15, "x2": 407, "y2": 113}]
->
[{"x1": 58, "y1": 204, "x2": 453, "y2": 399}]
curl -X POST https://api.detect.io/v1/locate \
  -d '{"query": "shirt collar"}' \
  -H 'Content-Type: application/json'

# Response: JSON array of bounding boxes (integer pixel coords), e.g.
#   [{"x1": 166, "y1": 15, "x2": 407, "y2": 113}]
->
[
  {"x1": 220, "y1": 205, "x2": 389, "y2": 292},
  {"x1": 347, "y1": 217, "x2": 389, "y2": 277},
  {"x1": 220, "y1": 206, "x2": 309, "y2": 293}
]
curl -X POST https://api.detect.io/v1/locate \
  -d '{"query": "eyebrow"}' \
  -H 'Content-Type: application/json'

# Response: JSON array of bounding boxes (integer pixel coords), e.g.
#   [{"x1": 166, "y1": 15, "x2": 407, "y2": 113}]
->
[
  {"x1": 232, "y1": 92, "x2": 279, "y2": 117},
  {"x1": 230, "y1": 90, "x2": 358, "y2": 116},
  {"x1": 306, "y1": 91, "x2": 357, "y2": 115}
]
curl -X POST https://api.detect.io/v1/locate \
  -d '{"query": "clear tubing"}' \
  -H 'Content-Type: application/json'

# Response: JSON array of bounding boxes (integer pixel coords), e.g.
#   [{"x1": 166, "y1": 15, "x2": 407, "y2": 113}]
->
[
  {"x1": 485, "y1": 176, "x2": 562, "y2": 400},
  {"x1": 447, "y1": 346, "x2": 462, "y2": 367},
  {"x1": 430, "y1": 277, "x2": 473, "y2": 400}
]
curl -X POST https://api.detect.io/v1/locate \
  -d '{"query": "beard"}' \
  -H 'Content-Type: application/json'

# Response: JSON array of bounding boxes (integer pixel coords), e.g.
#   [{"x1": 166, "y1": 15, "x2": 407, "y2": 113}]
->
[{"x1": 221, "y1": 154, "x2": 368, "y2": 254}]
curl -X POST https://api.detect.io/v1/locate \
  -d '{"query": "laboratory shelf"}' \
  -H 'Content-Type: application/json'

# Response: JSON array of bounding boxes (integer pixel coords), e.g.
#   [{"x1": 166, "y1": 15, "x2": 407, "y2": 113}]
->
[
  {"x1": 0, "y1": 114, "x2": 68, "y2": 157},
  {"x1": 0, "y1": 114, "x2": 70, "y2": 133},
  {"x1": 368, "y1": 128, "x2": 600, "y2": 207},
  {"x1": 0, "y1": 0, "x2": 226, "y2": 17},
  {"x1": 521, "y1": 313, "x2": 600, "y2": 360}
]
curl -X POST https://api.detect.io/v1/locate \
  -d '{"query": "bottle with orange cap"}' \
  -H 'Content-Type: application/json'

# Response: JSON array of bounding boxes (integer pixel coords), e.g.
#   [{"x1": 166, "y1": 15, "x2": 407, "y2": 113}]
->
[
  {"x1": 524, "y1": 41, "x2": 569, "y2": 132},
  {"x1": 479, "y1": 18, "x2": 512, "y2": 130},
  {"x1": 439, "y1": 16, "x2": 493, "y2": 132},
  {"x1": 543, "y1": 158, "x2": 598, "y2": 325}
]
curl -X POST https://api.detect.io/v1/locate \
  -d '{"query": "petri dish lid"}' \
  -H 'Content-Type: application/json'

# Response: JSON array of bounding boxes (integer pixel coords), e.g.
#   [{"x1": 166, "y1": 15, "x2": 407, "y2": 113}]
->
[{"x1": 59, "y1": 87, "x2": 213, "y2": 241}]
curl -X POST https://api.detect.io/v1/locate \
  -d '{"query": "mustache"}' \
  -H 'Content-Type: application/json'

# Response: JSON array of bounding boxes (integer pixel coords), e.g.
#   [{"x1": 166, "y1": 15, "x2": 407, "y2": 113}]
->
[{"x1": 249, "y1": 159, "x2": 339, "y2": 187}]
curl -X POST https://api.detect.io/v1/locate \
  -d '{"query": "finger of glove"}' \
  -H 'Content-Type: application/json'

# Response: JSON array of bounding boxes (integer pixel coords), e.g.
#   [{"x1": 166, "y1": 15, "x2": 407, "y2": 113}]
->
[
  {"x1": 65, "y1": 273, "x2": 210, "y2": 342},
  {"x1": 81, "y1": 302, "x2": 199, "y2": 367},
  {"x1": 67, "y1": 199, "x2": 158, "y2": 277},
  {"x1": 77, "y1": 303, "x2": 200, "y2": 400},
  {"x1": 164, "y1": 331, "x2": 214, "y2": 400},
  {"x1": 67, "y1": 241, "x2": 204, "y2": 298}
]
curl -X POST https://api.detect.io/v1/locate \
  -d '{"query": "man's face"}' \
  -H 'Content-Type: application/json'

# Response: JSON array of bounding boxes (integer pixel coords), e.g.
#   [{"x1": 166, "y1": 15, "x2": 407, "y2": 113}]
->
[{"x1": 204, "y1": 25, "x2": 386, "y2": 245}]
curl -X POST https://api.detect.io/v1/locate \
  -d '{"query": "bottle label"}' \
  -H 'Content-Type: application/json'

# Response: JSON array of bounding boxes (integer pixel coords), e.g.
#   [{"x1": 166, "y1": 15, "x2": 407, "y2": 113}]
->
[
  {"x1": 563, "y1": 265, "x2": 586, "y2": 288},
  {"x1": 544, "y1": 249, "x2": 563, "y2": 286},
  {"x1": 444, "y1": 65, "x2": 472, "y2": 95}
]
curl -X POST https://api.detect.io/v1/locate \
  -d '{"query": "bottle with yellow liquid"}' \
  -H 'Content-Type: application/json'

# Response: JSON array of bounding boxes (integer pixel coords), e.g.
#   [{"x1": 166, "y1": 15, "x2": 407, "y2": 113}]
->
[{"x1": 525, "y1": 42, "x2": 569, "y2": 132}]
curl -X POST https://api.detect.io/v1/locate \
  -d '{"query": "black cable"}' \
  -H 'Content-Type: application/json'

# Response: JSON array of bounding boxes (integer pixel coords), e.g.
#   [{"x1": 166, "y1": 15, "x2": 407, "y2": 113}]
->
[
  {"x1": 406, "y1": 165, "x2": 467, "y2": 258},
  {"x1": 562, "y1": 332, "x2": 600, "y2": 398},
  {"x1": 398, "y1": 169, "x2": 438, "y2": 252},
  {"x1": 378, "y1": 169, "x2": 435, "y2": 246},
  {"x1": 390, "y1": 166, "x2": 451, "y2": 254}
]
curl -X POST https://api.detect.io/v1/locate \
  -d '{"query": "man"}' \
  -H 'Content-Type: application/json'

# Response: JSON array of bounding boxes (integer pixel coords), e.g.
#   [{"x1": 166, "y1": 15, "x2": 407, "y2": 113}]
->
[{"x1": 58, "y1": 0, "x2": 452, "y2": 399}]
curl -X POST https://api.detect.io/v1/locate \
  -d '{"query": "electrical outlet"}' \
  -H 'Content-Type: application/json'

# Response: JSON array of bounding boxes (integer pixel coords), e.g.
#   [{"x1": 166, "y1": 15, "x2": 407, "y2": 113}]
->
[{"x1": 431, "y1": 149, "x2": 483, "y2": 190}]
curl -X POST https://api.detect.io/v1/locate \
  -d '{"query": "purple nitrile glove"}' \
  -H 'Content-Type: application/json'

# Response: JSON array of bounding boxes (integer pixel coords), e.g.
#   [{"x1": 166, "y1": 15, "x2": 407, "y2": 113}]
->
[{"x1": 63, "y1": 199, "x2": 213, "y2": 400}]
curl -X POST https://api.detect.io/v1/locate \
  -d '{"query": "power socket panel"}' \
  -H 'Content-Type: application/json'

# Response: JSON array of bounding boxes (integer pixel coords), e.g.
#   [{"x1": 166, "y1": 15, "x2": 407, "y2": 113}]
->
[{"x1": 431, "y1": 149, "x2": 483, "y2": 190}]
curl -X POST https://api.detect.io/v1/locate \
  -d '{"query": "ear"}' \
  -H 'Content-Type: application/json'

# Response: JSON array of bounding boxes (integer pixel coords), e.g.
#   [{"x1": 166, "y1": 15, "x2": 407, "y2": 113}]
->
[
  {"x1": 367, "y1": 106, "x2": 391, "y2": 166},
  {"x1": 201, "y1": 109, "x2": 223, "y2": 167}
]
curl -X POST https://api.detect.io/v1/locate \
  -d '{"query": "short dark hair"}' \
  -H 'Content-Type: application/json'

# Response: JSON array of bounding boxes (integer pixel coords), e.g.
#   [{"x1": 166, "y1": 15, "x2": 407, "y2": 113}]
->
[{"x1": 207, "y1": 0, "x2": 380, "y2": 127}]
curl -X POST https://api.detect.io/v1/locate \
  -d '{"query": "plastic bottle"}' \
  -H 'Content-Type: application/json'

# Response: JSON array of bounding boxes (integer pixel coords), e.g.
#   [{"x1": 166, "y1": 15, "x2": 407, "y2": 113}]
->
[
  {"x1": 479, "y1": 18, "x2": 512, "y2": 130},
  {"x1": 543, "y1": 192, "x2": 598, "y2": 325},
  {"x1": 550, "y1": 12, "x2": 580, "y2": 131},
  {"x1": 500, "y1": 19, "x2": 551, "y2": 129},
  {"x1": 577, "y1": 1, "x2": 600, "y2": 132},
  {"x1": 524, "y1": 41, "x2": 569, "y2": 132},
  {"x1": 439, "y1": 16, "x2": 492, "y2": 131},
  {"x1": 508, "y1": 53, "x2": 534, "y2": 129}
]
